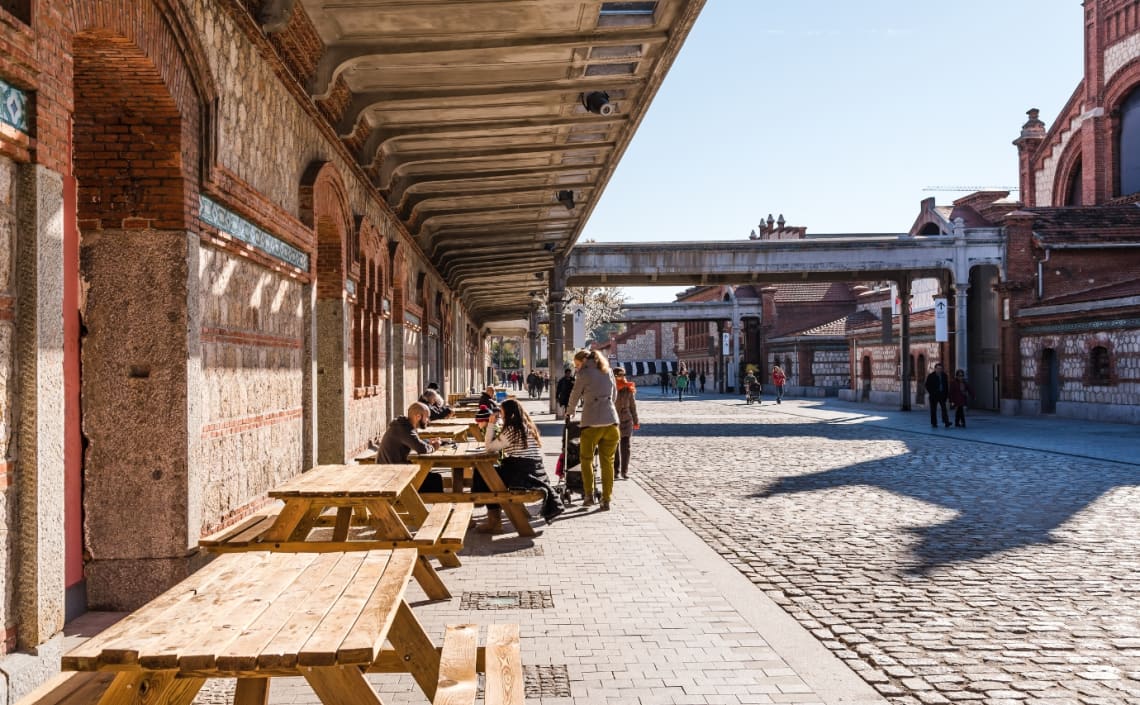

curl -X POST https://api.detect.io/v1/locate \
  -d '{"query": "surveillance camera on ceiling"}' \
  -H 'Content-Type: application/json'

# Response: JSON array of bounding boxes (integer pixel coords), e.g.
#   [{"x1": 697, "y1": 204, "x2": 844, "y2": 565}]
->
[
  {"x1": 582, "y1": 91, "x2": 614, "y2": 116},
  {"x1": 556, "y1": 190, "x2": 575, "y2": 210}
]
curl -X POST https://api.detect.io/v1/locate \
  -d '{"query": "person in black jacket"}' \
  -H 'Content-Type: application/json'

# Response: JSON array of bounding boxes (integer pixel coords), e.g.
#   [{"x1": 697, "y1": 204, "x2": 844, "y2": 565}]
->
[
  {"x1": 376, "y1": 402, "x2": 444, "y2": 491},
  {"x1": 555, "y1": 367, "x2": 575, "y2": 415},
  {"x1": 924, "y1": 362, "x2": 952, "y2": 429}
]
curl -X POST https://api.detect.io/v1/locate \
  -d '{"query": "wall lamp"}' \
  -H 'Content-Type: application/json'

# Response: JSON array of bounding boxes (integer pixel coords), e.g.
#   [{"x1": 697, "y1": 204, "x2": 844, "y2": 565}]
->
[
  {"x1": 581, "y1": 91, "x2": 615, "y2": 116},
  {"x1": 556, "y1": 190, "x2": 576, "y2": 210}
]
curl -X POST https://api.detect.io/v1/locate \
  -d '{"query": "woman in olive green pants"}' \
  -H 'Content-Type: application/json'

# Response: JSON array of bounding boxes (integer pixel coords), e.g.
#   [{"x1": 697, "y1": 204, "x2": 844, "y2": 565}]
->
[{"x1": 565, "y1": 349, "x2": 620, "y2": 510}]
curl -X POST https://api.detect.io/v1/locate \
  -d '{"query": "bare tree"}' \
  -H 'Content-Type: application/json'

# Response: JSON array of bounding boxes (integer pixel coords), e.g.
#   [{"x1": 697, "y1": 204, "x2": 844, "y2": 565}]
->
[{"x1": 565, "y1": 286, "x2": 627, "y2": 343}]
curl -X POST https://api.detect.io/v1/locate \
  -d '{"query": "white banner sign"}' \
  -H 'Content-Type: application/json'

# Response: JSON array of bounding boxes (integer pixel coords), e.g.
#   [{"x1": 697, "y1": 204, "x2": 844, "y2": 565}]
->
[
  {"x1": 540, "y1": 334, "x2": 548, "y2": 353},
  {"x1": 571, "y1": 305, "x2": 586, "y2": 349},
  {"x1": 721, "y1": 331, "x2": 730, "y2": 355},
  {"x1": 934, "y1": 297, "x2": 949, "y2": 342}
]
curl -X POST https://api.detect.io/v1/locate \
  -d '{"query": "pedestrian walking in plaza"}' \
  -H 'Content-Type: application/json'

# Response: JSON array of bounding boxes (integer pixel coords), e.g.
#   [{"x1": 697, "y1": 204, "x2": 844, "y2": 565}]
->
[
  {"x1": 676, "y1": 370, "x2": 689, "y2": 401},
  {"x1": 612, "y1": 368, "x2": 640, "y2": 480},
  {"x1": 565, "y1": 349, "x2": 620, "y2": 510},
  {"x1": 924, "y1": 362, "x2": 952, "y2": 428},
  {"x1": 699, "y1": 371, "x2": 706, "y2": 393},
  {"x1": 771, "y1": 365, "x2": 786, "y2": 404},
  {"x1": 948, "y1": 369, "x2": 976, "y2": 428},
  {"x1": 660, "y1": 370, "x2": 670, "y2": 395},
  {"x1": 555, "y1": 367, "x2": 575, "y2": 416}
]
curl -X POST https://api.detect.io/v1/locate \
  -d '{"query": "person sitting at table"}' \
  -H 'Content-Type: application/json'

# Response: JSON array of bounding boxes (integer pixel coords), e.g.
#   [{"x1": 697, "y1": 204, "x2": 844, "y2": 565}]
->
[
  {"x1": 376, "y1": 402, "x2": 444, "y2": 492},
  {"x1": 478, "y1": 385, "x2": 500, "y2": 412},
  {"x1": 418, "y1": 389, "x2": 453, "y2": 420},
  {"x1": 469, "y1": 404, "x2": 498, "y2": 442},
  {"x1": 473, "y1": 398, "x2": 564, "y2": 532}
]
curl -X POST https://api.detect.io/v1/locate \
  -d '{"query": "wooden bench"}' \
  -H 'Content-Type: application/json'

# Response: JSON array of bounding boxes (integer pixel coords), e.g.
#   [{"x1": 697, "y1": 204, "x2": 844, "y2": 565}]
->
[
  {"x1": 432, "y1": 624, "x2": 524, "y2": 705},
  {"x1": 12, "y1": 672, "x2": 116, "y2": 705},
  {"x1": 201, "y1": 503, "x2": 474, "y2": 566}
]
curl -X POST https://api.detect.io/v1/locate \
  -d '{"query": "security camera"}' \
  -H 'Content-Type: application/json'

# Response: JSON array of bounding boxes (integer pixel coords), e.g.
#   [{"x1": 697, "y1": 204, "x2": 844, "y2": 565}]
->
[
  {"x1": 582, "y1": 91, "x2": 615, "y2": 116},
  {"x1": 556, "y1": 190, "x2": 575, "y2": 210}
]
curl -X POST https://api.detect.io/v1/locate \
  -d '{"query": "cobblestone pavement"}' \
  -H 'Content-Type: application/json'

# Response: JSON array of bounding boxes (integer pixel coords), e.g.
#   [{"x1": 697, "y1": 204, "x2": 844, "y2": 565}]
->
[{"x1": 630, "y1": 395, "x2": 1140, "y2": 705}]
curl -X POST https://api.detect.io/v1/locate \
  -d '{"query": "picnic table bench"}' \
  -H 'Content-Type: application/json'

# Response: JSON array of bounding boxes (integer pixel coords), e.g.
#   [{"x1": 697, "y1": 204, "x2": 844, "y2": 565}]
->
[
  {"x1": 408, "y1": 442, "x2": 543, "y2": 537},
  {"x1": 200, "y1": 464, "x2": 470, "y2": 600},
  {"x1": 59, "y1": 550, "x2": 442, "y2": 704}
]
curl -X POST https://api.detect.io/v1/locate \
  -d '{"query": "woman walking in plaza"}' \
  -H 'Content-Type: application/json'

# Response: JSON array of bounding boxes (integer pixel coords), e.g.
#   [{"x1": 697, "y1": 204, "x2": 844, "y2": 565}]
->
[
  {"x1": 565, "y1": 349, "x2": 620, "y2": 510},
  {"x1": 612, "y1": 368, "x2": 640, "y2": 480},
  {"x1": 948, "y1": 369, "x2": 976, "y2": 428},
  {"x1": 676, "y1": 369, "x2": 689, "y2": 401},
  {"x1": 771, "y1": 365, "x2": 786, "y2": 404}
]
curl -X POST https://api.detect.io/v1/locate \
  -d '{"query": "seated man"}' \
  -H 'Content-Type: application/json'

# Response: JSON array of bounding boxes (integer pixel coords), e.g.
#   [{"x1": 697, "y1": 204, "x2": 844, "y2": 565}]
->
[
  {"x1": 478, "y1": 385, "x2": 500, "y2": 412},
  {"x1": 418, "y1": 389, "x2": 453, "y2": 420},
  {"x1": 376, "y1": 402, "x2": 444, "y2": 492}
]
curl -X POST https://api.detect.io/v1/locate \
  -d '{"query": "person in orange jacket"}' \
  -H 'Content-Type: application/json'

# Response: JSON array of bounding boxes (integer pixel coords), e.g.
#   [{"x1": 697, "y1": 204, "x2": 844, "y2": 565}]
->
[{"x1": 612, "y1": 368, "x2": 640, "y2": 480}]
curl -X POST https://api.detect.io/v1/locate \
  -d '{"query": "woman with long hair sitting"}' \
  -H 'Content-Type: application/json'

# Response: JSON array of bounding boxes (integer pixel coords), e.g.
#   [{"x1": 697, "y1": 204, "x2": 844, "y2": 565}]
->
[{"x1": 474, "y1": 398, "x2": 564, "y2": 532}]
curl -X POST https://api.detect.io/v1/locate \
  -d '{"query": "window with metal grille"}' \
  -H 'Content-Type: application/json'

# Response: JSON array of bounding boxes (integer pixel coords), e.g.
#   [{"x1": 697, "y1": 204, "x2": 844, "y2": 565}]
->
[
  {"x1": 598, "y1": 2, "x2": 657, "y2": 27},
  {"x1": 1088, "y1": 345, "x2": 1111, "y2": 385}
]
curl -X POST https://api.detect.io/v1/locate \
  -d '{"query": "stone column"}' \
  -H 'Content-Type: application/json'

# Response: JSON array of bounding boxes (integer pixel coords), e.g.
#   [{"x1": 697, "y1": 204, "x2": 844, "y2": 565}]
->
[
  {"x1": 898, "y1": 274, "x2": 911, "y2": 411},
  {"x1": 14, "y1": 164, "x2": 66, "y2": 647},
  {"x1": 315, "y1": 295, "x2": 349, "y2": 464},
  {"x1": 954, "y1": 284, "x2": 970, "y2": 377},
  {"x1": 548, "y1": 256, "x2": 566, "y2": 415}
]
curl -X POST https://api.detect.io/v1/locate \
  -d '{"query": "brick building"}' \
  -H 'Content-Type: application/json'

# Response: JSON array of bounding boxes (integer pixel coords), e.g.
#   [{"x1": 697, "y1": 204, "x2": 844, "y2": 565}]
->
[{"x1": 0, "y1": 0, "x2": 702, "y2": 695}]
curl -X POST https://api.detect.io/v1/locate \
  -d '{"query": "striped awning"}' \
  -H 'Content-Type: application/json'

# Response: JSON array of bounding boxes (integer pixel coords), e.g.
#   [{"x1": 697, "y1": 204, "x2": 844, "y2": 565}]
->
[{"x1": 614, "y1": 360, "x2": 680, "y2": 376}]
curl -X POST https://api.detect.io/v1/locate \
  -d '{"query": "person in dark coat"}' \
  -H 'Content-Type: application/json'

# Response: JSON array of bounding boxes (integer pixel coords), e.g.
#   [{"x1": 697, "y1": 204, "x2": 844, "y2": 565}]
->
[
  {"x1": 924, "y1": 362, "x2": 952, "y2": 429},
  {"x1": 555, "y1": 367, "x2": 575, "y2": 414},
  {"x1": 376, "y1": 402, "x2": 444, "y2": 491},
  {"x1": 948, "y1": 369, "x2": 976, "y2": 428}
]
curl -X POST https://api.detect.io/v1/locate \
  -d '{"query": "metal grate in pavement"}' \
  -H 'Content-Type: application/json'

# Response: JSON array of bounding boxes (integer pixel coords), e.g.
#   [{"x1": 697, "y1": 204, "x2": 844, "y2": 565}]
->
[
  {"x1": 524, "y1": 664, "x2": 571, "y2": 698},
  {"x1": 464, "y1": 543, "x2": 544, "y2": 557},
  {"x1": 459, "y1": 589, "x2": 553, "y2": 610}
]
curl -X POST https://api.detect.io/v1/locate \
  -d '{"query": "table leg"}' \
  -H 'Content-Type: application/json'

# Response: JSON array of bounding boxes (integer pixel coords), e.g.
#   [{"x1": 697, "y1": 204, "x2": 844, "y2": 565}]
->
[
  {"x1": 232, "y1": 678, "x2": 269, "y2": 705},
  {"x1": 332, "y1": 507, "x2": 353, "y2": 542},
  {"x1": 302, "y1": 666, "x2": 383, "y2": 705},
  {"x1": 474, "y1": 461, "x2": 535, "y2": 537},
  {"x1": 385, "y1": 601, "x2": 440, "y2": 701},
  {"x1": 260, "y1": 500, "x2": 314, "y2": 543},
  {"x1": 395, "y1": 486, "x2": 428, "y2": 527},
  {"x1": 411, "y1": 555, "x2": 451, "y2": 601},
  {"x1": 97, "y1": 672, "x2": 205, "y2": 705}
]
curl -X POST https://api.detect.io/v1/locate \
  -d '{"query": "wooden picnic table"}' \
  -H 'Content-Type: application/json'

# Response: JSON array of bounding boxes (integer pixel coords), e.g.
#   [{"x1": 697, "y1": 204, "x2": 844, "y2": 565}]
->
[
  {"x1": 200, "y1": 464, "x2": 469, "y2": 600},
  {"x1": 419, "y1": 422, "x2": 473, "y2": 442},
  {"x1": 61, "y1": 549, "x2": 443, "y2": 705},
  {"x1": 408, "y1": 441, "x2": 542, "y2": 537}
]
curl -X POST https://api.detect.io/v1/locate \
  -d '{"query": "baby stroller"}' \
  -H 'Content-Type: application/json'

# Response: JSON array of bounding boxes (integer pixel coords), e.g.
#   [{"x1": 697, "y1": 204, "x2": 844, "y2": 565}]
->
[
  {"x1": 746, "y1": 380, "x2": 762, "y2": 404},
  {"x1": 554, "y1": 419, "x2": 601, "y2": 506}
]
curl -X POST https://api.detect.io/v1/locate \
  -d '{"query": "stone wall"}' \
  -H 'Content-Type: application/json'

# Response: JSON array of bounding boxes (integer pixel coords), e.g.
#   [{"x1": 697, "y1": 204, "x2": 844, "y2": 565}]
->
[
  {"x1": 0, "y1": 156, "x2": 14, "y2": 652},
  {"x1": 1019, "y1": 327, "x2": 1140, "y2": 422},
  {"x1": 198, "y1": 246, "x2": 304, "y2": 535},
  {"x1": 614, "y1": 325, "x2": 659, "y2": 361}
]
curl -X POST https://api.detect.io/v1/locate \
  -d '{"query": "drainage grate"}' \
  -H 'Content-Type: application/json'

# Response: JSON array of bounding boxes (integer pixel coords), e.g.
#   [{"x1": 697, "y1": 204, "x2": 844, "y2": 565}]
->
[
  {"x1": 464, "y1": 543, "x2": 544, "y2": 557},
  {"x1": 460, "y1": 589, "x2": 553, "y2": 610},
  {"x1": 524, "y1": 664, "x2": 572, "y2": 698}
]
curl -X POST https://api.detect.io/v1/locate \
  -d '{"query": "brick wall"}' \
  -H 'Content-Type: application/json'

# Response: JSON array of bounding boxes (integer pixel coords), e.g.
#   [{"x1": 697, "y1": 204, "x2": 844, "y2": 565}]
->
[
  {"x1": 197, "y1": 247, "x2": 304, "y2": 534},
  {"x1": 0, "y1": 156, "x2": 14, "y2": 651}
]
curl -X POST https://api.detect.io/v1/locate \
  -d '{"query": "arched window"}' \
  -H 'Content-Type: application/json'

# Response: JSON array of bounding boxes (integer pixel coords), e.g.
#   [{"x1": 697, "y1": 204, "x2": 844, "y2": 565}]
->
[
  {"x1": 1088, "y1": 346, "x2": 1111, "y2": 385},
  {"x1": 1119, "y1": 88, "x2": 1140, "y2": 196},
  {"x1": 1065, "y1": 158, "x2": 1082, "y2": 206}
]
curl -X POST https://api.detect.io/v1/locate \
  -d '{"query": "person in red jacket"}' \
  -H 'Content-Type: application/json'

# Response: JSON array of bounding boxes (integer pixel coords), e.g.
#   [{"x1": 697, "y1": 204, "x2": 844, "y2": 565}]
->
[
  {"x1": 771, "y1": 365, "x2": 787, "y2": 404},
  {"x1": 948, "y1": 369, "x2": 976, "y2": 428}
]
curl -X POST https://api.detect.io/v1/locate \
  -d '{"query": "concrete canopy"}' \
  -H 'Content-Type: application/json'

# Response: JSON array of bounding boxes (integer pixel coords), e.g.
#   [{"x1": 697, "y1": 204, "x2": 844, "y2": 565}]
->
[{"x1": 294, "y1": 0, "x2": 706, "y2": 325}]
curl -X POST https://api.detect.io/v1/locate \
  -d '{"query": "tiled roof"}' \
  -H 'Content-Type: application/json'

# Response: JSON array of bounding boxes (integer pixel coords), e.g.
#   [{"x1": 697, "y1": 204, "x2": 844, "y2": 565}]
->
[
  {"x1": 771, "y1": 282, "x2": 856, "y2": 304},
  {"x1": 777, "y1": 310, "x2": 880, "y2": 338},
  {"x1": 1010, "y1": 205, "x2": 1140, "y2": 240}
]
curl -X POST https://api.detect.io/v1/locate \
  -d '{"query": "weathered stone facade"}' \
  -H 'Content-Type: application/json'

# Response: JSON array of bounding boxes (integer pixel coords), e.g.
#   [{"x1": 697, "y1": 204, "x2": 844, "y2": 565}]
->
[{"x1": 0, "y1": 155, "x2": 15, "y2": 653}]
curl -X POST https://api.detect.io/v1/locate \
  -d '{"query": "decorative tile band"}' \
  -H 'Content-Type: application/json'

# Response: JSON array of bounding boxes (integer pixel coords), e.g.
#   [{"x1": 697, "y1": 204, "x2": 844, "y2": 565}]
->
[
  {"x1": 1020, "y1": 318, "x2": 1140, "y2": 335},
  {"x1": 0, "y1": 78, "x2": 29, "y2": 134},
  {"x1": 199, "y1": 196, "x2": 309, "y2": 270},
  {"x1": 346, "y1": 279, "x2": 356, "y2": 296},
  {"x1": 405, "y1": 311, "x2": 421, "y2": 326},
  {"x1": 428, "y1": 324, "x2": 440, "y2": 337}
]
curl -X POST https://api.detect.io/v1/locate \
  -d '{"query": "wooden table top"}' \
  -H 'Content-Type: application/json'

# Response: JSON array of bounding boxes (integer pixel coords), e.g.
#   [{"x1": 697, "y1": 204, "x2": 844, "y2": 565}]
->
[
  {"x1": 407, "y1": 441, "x2": 498, "y2": 465},
  {"x1": 269, "y1": 464, "x2": 419, "y2": 499},
  {"x1": 62, "y1": 549, "x2": 418, "y2": 674}
]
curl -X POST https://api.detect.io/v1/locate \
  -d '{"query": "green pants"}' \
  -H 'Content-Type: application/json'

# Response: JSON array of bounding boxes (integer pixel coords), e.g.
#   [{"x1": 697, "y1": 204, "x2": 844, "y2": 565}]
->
[{"x1": 578, "y1": 424, "x2": 620, "y2": 502}]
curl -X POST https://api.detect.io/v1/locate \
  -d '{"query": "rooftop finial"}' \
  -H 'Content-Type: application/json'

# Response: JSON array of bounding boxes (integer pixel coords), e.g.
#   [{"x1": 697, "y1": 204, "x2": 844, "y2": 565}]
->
[{"x1": 1020, "y1": 108, "x2": 1046, "y2": 139}]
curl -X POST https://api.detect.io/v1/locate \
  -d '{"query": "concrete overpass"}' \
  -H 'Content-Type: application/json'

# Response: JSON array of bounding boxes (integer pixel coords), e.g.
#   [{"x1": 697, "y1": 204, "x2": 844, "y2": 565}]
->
[{"x1": 560, "y1": 231, "x2": 1005, "y2": 287}]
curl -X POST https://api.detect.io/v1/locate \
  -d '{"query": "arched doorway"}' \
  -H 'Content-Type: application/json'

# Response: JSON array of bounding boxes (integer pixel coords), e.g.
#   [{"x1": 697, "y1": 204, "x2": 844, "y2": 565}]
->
[
  {"x1": 860, "y1": 356, "x2": 872, "y2": 400},
  {"x1": 1040, "y1": 348, "x2": 1060, "y2": 413},
  {"x1": 968, "y1": 265, "x2": 1001, "y2": 410},
  {"x1": 73, "y1": 30, "x2": 197, "y2": 610}
]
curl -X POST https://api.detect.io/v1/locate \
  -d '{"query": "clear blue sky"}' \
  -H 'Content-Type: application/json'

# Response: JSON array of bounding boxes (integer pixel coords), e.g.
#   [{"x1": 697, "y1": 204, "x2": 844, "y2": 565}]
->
[{"x1": 580, "y1": 1, "x2": 1085, "y2": 303}]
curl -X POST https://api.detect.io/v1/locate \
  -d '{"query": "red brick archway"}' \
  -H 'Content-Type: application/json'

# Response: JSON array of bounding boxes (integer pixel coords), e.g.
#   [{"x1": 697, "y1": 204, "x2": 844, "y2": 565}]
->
[{"x1": 70, "y1": 19, "x2": 209, "y2": 611}]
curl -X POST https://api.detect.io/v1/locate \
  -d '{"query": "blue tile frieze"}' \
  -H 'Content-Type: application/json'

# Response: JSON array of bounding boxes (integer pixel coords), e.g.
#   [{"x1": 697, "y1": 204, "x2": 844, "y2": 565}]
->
[
  {"x1": 0, "y1": 78, "x2": 29, "y2": 134},
  {"x1": 199, "y1": 196, "x2": 309, "y2": 271},
  {"x1": 346, "y1": 279, "x2": 356, "y2": 296},
  {"x1": 405, "y1": 312, "x2": 421, "y2": 327}
]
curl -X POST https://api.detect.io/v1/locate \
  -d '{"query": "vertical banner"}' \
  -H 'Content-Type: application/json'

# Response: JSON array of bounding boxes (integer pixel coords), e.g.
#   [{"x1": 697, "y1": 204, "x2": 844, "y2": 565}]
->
[
  {"x1": 934, "y1": 297, "x2": 949, "y2": 342},
  {"x1": 721, "y1": 332, "x2": 730, "y2": 355},
  {"x1": 571, "y1": 304, "x2": 586, "y2": 349},
  {"x1": 539, "y1": 334, "x2": 548, "y2": 352}
]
